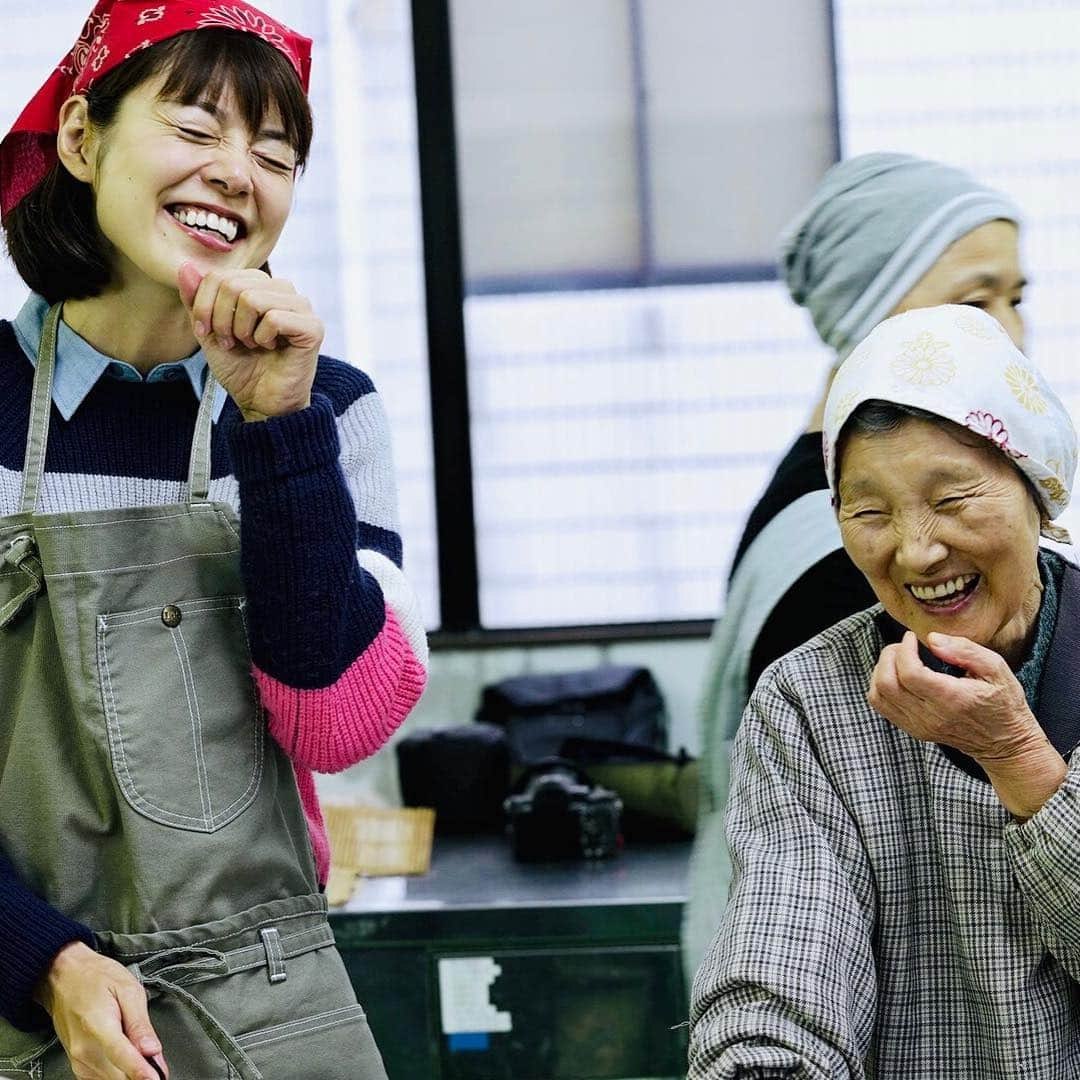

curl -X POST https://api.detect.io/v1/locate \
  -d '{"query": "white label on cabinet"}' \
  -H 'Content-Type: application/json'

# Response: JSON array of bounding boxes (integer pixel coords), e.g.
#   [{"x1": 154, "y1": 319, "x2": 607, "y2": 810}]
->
[{"x1": 438, "y1": 956, "x2": 513, "y2": 1034}]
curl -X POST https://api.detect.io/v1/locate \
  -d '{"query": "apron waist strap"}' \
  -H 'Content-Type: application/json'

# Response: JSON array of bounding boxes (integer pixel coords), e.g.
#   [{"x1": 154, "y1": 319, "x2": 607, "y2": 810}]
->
[
  {"x1": 124, "y1": 920, "x2": 336, "y2": 1080},
  {"x1": 129, "y1": 921, "x2": 335, "y2": 985}
]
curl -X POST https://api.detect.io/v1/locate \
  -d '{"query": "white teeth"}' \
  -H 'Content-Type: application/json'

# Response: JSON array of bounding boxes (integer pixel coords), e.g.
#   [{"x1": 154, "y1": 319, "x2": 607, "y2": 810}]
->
[
  {"x1": 170, "y1": 206, "x2": 239, "y2": 243},
  {"x1": 909, "y1": 574, "x2": 976, "y2": 602}
]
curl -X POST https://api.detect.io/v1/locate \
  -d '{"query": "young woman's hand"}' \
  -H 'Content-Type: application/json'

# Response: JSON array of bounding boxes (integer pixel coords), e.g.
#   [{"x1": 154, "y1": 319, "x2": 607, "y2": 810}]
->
[
  {"x1": 177, "y1": 261, "x2": 324, "y2": 422},
  {"x1": 35, "y1": 941, "x2": 169, "y2": 1080}
]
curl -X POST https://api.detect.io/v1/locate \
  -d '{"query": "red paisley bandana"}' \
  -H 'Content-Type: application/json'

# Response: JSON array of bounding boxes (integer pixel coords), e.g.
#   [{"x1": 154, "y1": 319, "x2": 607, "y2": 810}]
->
[{"x1": 0, "y1": 1, "x2": 312, "y2": 218}]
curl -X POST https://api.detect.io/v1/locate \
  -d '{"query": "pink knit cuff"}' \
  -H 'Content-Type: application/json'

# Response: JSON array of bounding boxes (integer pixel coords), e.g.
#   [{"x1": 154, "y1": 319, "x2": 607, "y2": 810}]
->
[{"x1": 254, "y1": 606, "x2": 427, "y2": 774}]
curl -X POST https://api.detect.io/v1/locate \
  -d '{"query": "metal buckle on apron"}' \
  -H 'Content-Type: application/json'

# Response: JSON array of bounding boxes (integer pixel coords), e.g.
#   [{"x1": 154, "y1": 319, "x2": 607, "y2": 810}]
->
[
  {"x1": 0, "y1": 534, "x2": 45, "y2": 629},
  {"x1": 127, "y1": 947, "x2": 263, "y2": 1080}
]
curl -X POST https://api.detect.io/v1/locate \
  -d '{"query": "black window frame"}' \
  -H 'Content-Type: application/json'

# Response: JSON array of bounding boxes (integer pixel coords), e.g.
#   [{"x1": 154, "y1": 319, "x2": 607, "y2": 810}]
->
[{"x1": 411, "y1": 0, "x2": 841, "y2": 647}]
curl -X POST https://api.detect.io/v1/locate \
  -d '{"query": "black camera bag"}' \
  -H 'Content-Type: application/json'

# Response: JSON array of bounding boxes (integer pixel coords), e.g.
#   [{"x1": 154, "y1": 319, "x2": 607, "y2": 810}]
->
[
  {"x1": 475, "y1": 664, "x2": 668, "y2": 765},
  {"x1": 395, "y1": 722, "x2": 510, "y2": 834}
]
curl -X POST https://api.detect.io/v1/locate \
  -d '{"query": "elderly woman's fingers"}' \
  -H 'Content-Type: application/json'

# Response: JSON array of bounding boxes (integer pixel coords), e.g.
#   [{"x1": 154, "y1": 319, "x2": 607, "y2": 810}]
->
[
  {"x1": 925, "y1": 632, "x2": 1009, "y2": 680},
  {"x1": 869, "y1": 623, "x2": 1041, "y2": 761},
  {"x1": 891, "y1": 632, "x2": 960, "y2": 700},
  {"x1": 887, "y1": 632, "x2": 938, "y2": 698}
]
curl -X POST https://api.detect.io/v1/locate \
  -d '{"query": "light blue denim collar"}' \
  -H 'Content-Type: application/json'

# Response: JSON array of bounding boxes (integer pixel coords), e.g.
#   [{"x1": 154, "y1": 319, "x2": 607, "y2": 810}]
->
[{"x1": 12, "y1": 293, "x2": 227, "y2": 422}]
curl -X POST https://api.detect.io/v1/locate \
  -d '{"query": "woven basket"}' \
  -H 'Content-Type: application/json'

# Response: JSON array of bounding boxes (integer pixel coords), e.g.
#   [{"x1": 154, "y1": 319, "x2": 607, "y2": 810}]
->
[{"x1": 324, "y1": 804, "x2": 435, "y2": 905}]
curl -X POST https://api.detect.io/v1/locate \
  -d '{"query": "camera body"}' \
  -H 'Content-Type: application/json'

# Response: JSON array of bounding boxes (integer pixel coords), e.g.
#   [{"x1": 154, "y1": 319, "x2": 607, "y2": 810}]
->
[{"x1": 504, "y1": 763, "x2": 622, "y2": 862}]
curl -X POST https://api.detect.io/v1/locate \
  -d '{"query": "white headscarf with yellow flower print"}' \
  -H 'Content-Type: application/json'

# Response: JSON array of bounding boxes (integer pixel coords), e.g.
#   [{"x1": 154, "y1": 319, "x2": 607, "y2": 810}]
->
[{"x1": 823, "y1": 304, "x2": 1077, "y2": 537}]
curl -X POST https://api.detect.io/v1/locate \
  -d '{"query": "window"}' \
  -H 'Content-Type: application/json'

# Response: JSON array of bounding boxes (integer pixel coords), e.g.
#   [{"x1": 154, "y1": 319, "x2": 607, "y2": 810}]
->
[
  {"x1": 442, "y1": 0, "x2": 840, "y2": 628},
  {"x1": 832, "y1": 0, "x2": 1080, "y2": 543},
  {"x1": 429, "y1": 0, "x2": 1080, "y2": 632},
  {"x1": 451, "y1": 0, "x2": 838, "y2": 292}
]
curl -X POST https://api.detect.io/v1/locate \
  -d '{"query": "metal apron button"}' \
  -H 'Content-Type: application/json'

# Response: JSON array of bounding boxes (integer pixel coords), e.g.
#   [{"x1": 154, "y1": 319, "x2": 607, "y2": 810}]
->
[{"x1": 161, "y1": 604, "x2": 183, "y2": 628}]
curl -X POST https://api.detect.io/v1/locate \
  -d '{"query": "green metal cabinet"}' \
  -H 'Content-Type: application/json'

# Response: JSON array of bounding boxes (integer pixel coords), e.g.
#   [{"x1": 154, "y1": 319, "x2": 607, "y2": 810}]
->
[{"x1": 330, "y1": 838, "x2": 691, "y2": 1080}]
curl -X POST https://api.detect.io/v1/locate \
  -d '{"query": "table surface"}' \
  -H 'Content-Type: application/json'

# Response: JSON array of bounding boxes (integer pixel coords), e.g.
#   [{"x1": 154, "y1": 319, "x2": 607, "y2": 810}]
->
[{"x1": 333, "y1": 835, "x2": 692, "y2": 915}]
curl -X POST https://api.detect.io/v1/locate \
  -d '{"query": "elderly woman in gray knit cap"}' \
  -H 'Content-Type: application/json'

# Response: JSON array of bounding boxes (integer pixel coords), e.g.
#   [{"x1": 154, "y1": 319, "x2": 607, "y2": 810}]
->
[
  {"x1": 691, "y1": 305, "x2": 1078, "y2": 1078},
  {"x1": 684, "y1": 153, "x2": 1027, "y2": 975}
]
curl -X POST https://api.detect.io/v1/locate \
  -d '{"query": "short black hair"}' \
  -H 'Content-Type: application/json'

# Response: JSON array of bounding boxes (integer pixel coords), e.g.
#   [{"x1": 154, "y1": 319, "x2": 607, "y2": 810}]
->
[
  {"x1": 3, "y1": 29, "x2": 313, "y2": 303},
  {"x1": 838, "y1": 400, "x2": 940, "y2": 446},
  {"x1": 837, "y1": 398, "x2": 1044, "y2": 514}
]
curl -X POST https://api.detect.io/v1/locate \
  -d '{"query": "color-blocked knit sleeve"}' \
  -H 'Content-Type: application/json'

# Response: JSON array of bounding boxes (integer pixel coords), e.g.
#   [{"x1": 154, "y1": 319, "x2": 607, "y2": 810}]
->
[
  {"x1": 1004, "y1": 756, "x2": 1080, "y2": 979},
  {"x1": 226, "y1": 361, "x2": 428, "y2": 780},
  {"x1": 689, "y1": 669, "x2": 878, "y2": 1080}
]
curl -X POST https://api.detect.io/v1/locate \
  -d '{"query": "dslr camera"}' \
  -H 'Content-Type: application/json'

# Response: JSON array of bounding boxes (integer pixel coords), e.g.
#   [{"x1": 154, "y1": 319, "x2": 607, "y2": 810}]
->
[{"x1": 504, "y1": 761, "x2": 622, "y2": 862}]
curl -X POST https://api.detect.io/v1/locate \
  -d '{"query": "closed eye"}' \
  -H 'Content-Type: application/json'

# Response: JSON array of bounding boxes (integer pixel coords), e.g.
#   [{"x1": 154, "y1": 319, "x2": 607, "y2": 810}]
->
[
  {"x1": 256, "y1": 153, "x2": 294, "y2": 172},
  {"x1": 179, "y1": 126, "x2": 214, "y2": 140}
]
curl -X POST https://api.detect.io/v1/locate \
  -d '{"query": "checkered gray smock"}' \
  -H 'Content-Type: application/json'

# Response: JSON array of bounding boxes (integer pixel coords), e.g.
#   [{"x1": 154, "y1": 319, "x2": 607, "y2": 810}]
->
[{"x1": 689, "y1": 604, "x2": 1080, "y2": 1079}]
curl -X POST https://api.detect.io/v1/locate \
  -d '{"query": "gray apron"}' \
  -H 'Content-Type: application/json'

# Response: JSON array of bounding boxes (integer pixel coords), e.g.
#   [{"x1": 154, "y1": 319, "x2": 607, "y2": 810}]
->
[{"x1": 0, "y1": 305, "x2": 388, "y2": 1079}]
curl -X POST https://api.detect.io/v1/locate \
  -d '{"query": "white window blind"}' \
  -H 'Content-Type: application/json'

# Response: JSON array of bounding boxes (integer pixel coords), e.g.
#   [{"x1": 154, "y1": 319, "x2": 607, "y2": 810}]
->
[
  {"x1": 639, "y1": 0, "x2": 835, "y2": 270},
  {"x1": 834, "y1": 0, "x2": 1080, "y2": 542},
  {"x1": 450, "y1": 0, "x2": 641, "y2": 284},
  {"x1": 450, "y1": 0, "x2": 836, "y2": 289}
]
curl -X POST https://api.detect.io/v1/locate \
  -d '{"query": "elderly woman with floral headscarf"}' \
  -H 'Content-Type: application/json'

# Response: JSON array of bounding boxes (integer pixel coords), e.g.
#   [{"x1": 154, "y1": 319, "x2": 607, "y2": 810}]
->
[{"x1": 689, "y1": 304, "x2": 1080, "y2": 1079}]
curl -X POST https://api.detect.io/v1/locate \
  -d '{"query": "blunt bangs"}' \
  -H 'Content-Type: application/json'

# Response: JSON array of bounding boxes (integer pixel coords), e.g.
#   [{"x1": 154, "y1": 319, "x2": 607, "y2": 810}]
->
[{"x1": 151, "y1": 30, "x2": 313, "y2": 170}]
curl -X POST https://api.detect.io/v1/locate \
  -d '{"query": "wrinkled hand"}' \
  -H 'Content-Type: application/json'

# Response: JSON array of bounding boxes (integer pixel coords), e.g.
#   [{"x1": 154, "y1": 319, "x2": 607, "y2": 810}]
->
[
  {"x1": 868, "y1": 630, "x2": 1038, "y2": 763},
  {"x1": 35, "y1": 941, "x2": 169, "y2": 1080},
  {"x1": 178, "y1": 261, "x2": 323, "y2": 422},
  {"x1": 869, "y1": 631, "x2": 1065, "y2": 818}
]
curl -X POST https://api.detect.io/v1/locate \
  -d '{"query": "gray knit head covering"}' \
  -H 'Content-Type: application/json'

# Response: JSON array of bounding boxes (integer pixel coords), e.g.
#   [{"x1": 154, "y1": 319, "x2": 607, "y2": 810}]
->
[{"x1": 780, "y1": 152, "x2": 1021, "y2": 358}]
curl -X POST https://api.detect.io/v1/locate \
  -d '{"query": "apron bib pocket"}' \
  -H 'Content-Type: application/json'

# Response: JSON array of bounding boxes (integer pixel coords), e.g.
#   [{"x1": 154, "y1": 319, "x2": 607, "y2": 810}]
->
[{"x1": 97, "y1": 596, "x2": 264, "y2": 832}]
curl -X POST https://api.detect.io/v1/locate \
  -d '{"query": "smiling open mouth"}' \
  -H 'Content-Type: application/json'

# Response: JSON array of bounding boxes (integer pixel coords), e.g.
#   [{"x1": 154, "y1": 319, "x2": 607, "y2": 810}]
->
[
  {"x1": 168, "y1": 204, "x2": 244, "y2": 244},
  {"x1": 907, "y1": 573, "x2": 980, "y2": 607}
]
